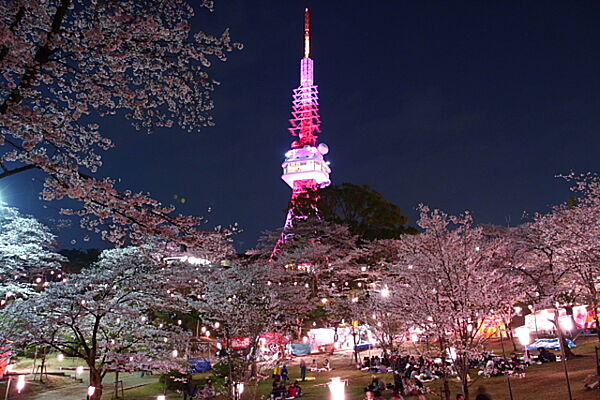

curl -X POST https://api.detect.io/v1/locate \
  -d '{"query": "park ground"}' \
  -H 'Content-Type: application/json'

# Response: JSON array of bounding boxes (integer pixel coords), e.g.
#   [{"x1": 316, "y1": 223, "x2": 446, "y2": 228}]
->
[{"x1": 2, "y1": 336, "x2": 600, "y2": 400}]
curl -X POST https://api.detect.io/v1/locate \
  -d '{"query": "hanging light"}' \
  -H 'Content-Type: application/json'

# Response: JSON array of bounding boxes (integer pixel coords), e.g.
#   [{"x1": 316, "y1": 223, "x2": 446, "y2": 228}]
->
[
  {"x1": 380, "y1": 286, "x2": 390, "y2": 298},
  {"x1": 76, "y1": 365, "x2": 84, "y2": 376},
  {"x1": 214, "y1": 322, "x2": 220, "y2": 329},
  {"x1": 57, "y1": 353, "x2": 64, "y2": 362}
]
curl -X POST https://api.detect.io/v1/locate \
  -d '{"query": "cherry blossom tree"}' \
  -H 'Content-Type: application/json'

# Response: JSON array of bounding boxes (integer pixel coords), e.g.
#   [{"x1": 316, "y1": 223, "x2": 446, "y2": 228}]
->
[
  {"x1": 252, "y1": 219, "x2": 359, "y2": 339},
  {"x1": 551, "y1": 175, "x2": 600, "y2": 341},
  {"x1": 0, "y1": 202, "x2": 65, "y2": 298},
  {"x1": 0, "y1": 202, "x2": 66, "y2": 364},
  {"x1": 5, "y1": 247, "x2": 191, "y2": 400},
  {"x1": 388, "y1": 205, "x2": 519, "y2": 400},
  {"x1": 193, "y1": 262, "x2": 280, "y2": 400},
  {"x1": 0, "y1": 0, "x2": 240, "y2": 246},
  {"x1": 507, "y1": 174, "x2": 600, "y2": 348}
]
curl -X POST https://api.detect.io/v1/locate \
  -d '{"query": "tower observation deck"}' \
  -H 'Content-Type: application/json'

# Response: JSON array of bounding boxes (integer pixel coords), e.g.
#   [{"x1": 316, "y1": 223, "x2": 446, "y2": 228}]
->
[{"x1": 274, "y1": 8, "x2": 331, "y2": 256}]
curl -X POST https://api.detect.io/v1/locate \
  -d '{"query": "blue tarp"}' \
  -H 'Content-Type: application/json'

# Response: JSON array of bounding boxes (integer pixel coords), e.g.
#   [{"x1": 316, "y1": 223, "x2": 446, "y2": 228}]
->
[
  {"x1": 526, "y1": 338, "x2": 576, "y2": 351},
  {"x1": 354, "y1": 343, "x2": 374, "y2": 351},
  {"x1": 189, "y1": 359, "x2": 212, "y2": 373},
  {"x1": 287, "y1": 343, "x2": 312, "y2": 356}
]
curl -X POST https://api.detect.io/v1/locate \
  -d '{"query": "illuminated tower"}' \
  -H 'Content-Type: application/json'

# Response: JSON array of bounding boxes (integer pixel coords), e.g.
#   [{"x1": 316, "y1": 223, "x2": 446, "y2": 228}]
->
[{"x1": 275, "y1": 8, "x2": 331, "y2": 254}]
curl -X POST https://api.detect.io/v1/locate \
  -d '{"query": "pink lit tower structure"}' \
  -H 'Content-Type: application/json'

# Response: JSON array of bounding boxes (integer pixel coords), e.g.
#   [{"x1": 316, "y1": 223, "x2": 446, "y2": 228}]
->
[{"x1": 275, "y1": 8, "x2": 331, "y2": 254}]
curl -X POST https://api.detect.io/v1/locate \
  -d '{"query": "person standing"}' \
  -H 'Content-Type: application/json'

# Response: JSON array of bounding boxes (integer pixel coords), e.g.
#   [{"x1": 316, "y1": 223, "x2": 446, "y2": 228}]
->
[
  {"x1": 281, "y1": 364, "x2": 289, "y2": 383},
  {"x1": 300, "y1": 359, "x2": 307, "y2": 381},
  {"x1": 183, "y1": 374, "x2": 194, "y2": 400},
  {"x1": 393, "y1": 371, "x2": 405, "y2": 396},
  {"x1": 273, "y1": 364, "x2": 282, "y2": 379},
  {"x1": 475, "y1": 386, "x2": 492, "y2": 400}
]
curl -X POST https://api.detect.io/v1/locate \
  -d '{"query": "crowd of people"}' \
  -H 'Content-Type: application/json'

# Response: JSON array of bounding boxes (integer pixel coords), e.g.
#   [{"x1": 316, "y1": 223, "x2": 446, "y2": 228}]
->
[
  {"x1": 357, "y1": 348, "x2": 538, "y2": 399},
  {"x1": 182, "y1": 376, "x2": 215, "y2": 400},
  {"x1": 270, "y1": 380, "x2": 303, "y2": 400},
  {"x1": 271, "y1": 364, "x2": 304, "y2": 399},
  {"x1": 477, "y1": 352, "x2": 527, "y2": 378}
]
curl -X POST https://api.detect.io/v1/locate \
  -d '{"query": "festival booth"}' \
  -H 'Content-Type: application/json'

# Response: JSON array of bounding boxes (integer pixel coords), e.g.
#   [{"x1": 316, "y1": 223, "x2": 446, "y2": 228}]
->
[
  {"x1": 0, "y1": 348, "x2": 10, "y2": 377},
  {"x1": 305, "y1": 325, "x2": 377, "y2": 353},
  {"x1": 228, "y1": 333, "x2": 289, "y2": 359},
  {"x1": 524, "y1": 306, "x2": 593, "y2": 334}
]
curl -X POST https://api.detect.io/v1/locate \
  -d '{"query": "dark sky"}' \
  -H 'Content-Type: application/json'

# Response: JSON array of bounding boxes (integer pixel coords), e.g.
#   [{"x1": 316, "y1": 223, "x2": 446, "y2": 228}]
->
[{"x1": 2, "y1": 1, "x2": 600, "y2": 250}]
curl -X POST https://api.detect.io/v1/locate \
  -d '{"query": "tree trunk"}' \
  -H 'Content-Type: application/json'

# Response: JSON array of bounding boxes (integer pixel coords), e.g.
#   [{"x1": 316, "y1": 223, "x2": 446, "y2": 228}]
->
[
  {"x1": 592, "y1": 303, "x2": 600, "y2": 343},
  {"x1": 507, "y1": 329, "x2": 518, "y2": 352},
  {"x1": 352, "y1": 326, "x2": 359, "y2": 364},
  {"x1": 114, "y1": 370, "x2": 119, "y2": 399},
  {"x1": 89, "y1": 367, "x2": 103, "y2": 400},
  {"x1": 39, "y1": 350, "x2": 47, "y2": 384},
  {"x1": 458, "y1": 356, "x2": 470, "y2": 400},
  {"x1": 438, "y1": 337, "x2": 451, "y2": 400},
  {"x1": 553, "y1": 312, "x2": 577, "y2": 360}
]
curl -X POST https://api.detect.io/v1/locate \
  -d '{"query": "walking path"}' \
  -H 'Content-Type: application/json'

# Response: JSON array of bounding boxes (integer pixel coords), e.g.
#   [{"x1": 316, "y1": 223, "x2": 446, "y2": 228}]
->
[{"x1": 29, "y1": 371, "x2": 157, "y2": 400}]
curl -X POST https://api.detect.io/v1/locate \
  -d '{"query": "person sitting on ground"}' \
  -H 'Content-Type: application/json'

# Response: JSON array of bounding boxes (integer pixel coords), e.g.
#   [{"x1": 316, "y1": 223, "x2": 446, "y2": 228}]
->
[
  {"x1": 202, "y1": 379, "x2": 215, "y2": 400},
  {"x1": 389, "y1": 390, "x2": 404, "y2": 400},
  {"x1": 363, "y1": 390, "x2": 375, "y2": 400},
  {"x1": 377, "y1": 377, "x2": 387, "y2": 392},
  {"x1": 584, "y1": 373, "x2": 600, "y2": 390},
  {"x1": 287, "y1": 381, "x2": 302, "y2": 398},
  {"x1": 373, "y1": 391, "x2": 385, "y2": 400},
  {"x1": 538, "y1": 348, "x2": 557, "y2": 363},
  {"x1": 323, "y1": 358, "x2": 332, "y2": 371},
  {"x1": 310, "y1": 359, "x2": 319, "y2": 372},
  {"x1": 270, "y1": 382, "x2": 281, "y2": 400},
  {"x1": 274, "y1": 383, "x2": 288, "y2": 400},
  {"x1": 366, "y1": 376, "x2": 378, "y2": 392}
]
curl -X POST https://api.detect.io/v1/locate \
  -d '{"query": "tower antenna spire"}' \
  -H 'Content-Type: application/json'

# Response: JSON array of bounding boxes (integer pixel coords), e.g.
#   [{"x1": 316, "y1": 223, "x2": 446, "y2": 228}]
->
[{"x1": 304, "y1": 7, "x2": 310, "y2": 58}]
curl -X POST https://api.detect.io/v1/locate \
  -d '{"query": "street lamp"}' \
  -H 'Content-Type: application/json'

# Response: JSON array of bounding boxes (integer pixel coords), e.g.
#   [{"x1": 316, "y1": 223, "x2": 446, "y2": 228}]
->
[
  {"x1": 16, "y1": 375, "x2": 25, "y2": 393},
  {"x1": 328, "y1": 377, "x2": 345, "y2": 400},
  {"x1": 498, "y1": 326, "x2": 514, "y2": 400},
  {"x1": 528, "y1": 305, "x2": 539, "y2": 338},
  {"x1": 515, "y1": 326, "x2": 532, "y2": 362},
  {"x1": 557, "y1": 315, "x2": 574, "y2": 400}
]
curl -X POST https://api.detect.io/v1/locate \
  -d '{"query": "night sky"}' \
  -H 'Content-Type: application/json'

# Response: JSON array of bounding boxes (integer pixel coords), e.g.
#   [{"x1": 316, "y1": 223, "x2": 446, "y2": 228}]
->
[{"x1": 2, "y1": 1, "x2": 600, "y2": 250}]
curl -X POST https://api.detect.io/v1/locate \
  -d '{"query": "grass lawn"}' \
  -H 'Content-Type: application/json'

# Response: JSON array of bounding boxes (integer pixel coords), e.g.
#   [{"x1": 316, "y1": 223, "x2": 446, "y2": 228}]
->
[
  {"x1": 12, "y1": 336, "x2": 600, "y2": 400},
  {"x1": 121, "y1": 337, "x2": 600, "y2": 400}
]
